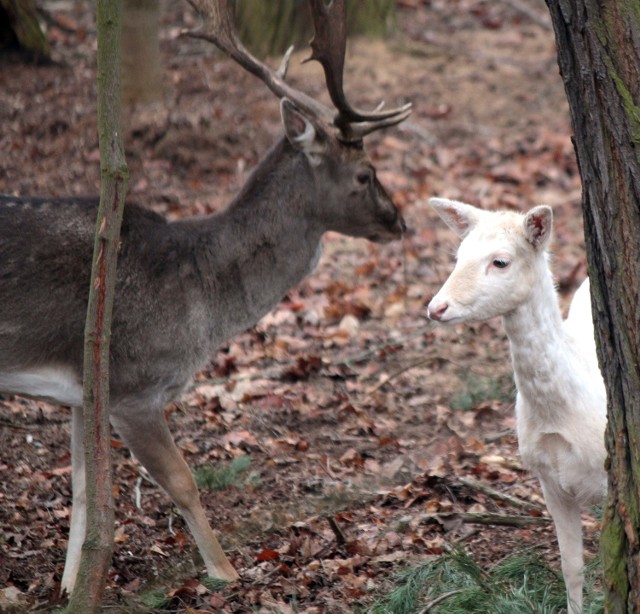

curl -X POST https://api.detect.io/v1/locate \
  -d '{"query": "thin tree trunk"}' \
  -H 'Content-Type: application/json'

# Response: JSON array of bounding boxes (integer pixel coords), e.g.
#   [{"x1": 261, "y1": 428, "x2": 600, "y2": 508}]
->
[
  {"x1": 66, "y1": 0, "x2": 129, "y2": 611},
  {"x1": 545, "y1": 1, "x2": 640, "y2": 611}
]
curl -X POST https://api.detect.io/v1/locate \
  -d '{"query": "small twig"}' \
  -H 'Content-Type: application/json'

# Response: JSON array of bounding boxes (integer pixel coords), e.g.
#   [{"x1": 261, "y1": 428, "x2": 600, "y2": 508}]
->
[
  {"x1": 134, "y1": 477, "x2": 142, "y2": 509},
  {"x1": 367, "y1": 353, "x2": 438, "y2": 394},
  {"x1": 401, "y1": 236, "x2": 409, "y2": 313},
  {"x1": 484, "y1": 428, "x2": 514, "y2": 443},
  {"x1": 362, "y1": 348, "x2": 505, "y2": 389},
  {"x1": 317, "y1": 458, "x2": 344, "y2": 483},
  {"x1": 417, "y1": 511, "x2": 549, "y2": 528},
  {"x1": 453, "y1": 527, "x2": 480, "y2": 544},
  {"x1": 458, "y1": 476, "x2": 544, "y2": 512},
  {"x1": 250, "y1": 561, "x2": 283, "y2": 586},
  {"x1": 326, "y1": 515, "x2": 346, "y2": 546},
  {"x1": 0, "y1": 418, "x2": 41, "y2": 431},
  {"x1": 0, "y1": 416, "x2": 70, "y2": 431},
  {"x1": 419, "y1": 589, "x2": 466, "y2": 613}
]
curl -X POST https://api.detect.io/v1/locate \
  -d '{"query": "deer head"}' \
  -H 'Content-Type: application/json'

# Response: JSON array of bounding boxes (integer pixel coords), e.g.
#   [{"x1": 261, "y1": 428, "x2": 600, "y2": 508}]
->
[
  {"x1": 427, "y1": 198, "x2": 554, "y2": 323},
  {"x1": 187, "y1": 0, "x2": 410, "y2": 243}
]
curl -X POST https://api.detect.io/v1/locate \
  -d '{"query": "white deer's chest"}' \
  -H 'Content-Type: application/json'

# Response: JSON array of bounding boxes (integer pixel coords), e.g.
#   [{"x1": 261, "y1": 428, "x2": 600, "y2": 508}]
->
[{"x1": 515, "y1": 392, "x2": 607, "y2": 504}]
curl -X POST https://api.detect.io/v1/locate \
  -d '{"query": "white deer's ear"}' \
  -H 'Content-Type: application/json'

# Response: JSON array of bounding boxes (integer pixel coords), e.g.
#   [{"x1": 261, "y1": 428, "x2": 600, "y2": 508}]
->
[
  {"x1": 523, "y1": 205, "x2": 553, "y2": 249},
  {"x1": 428, "y1": 198, "x2": 482, "y2": 238},
  {"x1": 280, "y1": 98, "x2": 326, "y2": 164}
]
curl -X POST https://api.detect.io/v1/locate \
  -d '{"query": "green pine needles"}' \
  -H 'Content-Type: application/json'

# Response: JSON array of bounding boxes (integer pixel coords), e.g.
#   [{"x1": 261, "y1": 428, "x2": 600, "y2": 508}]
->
[
  {"x1": 193, "y1": 455, "x2": 254, "y2": 491},
  {"x1": 370, "y1": 546, "x2": 604, "y2": 614}
]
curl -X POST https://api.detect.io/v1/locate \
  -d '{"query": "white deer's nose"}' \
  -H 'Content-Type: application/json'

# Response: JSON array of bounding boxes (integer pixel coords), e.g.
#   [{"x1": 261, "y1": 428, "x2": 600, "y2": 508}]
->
[{"x1": 428, "y1": 300, "x2": 449, "y2": 321}]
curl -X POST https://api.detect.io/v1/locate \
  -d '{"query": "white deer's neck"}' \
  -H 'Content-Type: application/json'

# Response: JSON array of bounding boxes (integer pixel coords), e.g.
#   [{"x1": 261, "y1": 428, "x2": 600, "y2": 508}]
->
[{"x1": 502, "y1": 263, "x2": 569, "y2": 418}]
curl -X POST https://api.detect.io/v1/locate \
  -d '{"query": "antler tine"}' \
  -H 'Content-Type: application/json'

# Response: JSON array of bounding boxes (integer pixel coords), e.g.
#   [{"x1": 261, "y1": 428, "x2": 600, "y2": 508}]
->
[
  {"x1": 343, "y1": 105, "x2": 413, "y2": 141},
  {"x1": 187, "y1": 0, "x2": 334, "y2": 124},
  {"x1": 307, "y1": 0, "x2": 411, "y2": 133}
]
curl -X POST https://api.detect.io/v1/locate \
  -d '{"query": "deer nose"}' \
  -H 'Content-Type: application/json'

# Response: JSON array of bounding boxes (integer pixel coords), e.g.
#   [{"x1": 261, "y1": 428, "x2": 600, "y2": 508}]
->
[{"x1": 428, "y1": 300, "x2": 448, "y2": 321}]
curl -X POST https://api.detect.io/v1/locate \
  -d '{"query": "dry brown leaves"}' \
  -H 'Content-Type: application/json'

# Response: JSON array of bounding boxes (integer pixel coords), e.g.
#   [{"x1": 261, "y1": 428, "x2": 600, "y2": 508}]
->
[{"x1": 0, "y1": 0, "x2": 596, "y2": 612}]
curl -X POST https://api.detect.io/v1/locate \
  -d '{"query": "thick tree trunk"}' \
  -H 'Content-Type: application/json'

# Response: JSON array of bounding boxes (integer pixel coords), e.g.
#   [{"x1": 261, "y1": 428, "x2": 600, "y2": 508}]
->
[
  {"x1": 66, "y1": 0, "x2": 128, "y2": 611},
  {"x1": 545, "y1": 1, "x2": 640, "y2": 611}
]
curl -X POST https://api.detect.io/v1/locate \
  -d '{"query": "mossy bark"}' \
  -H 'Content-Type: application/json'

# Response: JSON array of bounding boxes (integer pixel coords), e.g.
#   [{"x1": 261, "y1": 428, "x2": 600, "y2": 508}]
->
[
  {"x1": 0, "y1": 0, "x2": 50, "y2": 60},
  {"x1": 546, "y1": 1, "x2": 640, "y2": 611},
  {"x1": 235, "y1": 0, "x2": 396, "y2": 58},
  {"x1": 66, "y1": 0, "x2": 128, "y2": 611}
]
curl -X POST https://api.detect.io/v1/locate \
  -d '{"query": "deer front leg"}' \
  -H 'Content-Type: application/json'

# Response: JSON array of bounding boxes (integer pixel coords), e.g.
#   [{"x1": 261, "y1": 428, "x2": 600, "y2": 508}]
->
[
  {"x1": 60, "y1": 406, "x2": 87, "y2": 594},
  {"x1": 110, "y1": 407, "x2": 239, "y2": 582},
  {"x1": 539, "y1": 477, "x2": 584, "y2": 614}
]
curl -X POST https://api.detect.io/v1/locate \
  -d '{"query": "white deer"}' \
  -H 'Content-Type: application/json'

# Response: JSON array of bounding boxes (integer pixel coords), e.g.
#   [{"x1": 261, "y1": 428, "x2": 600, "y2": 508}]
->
[{"x1": 427, "y1": 198, "x2": 607, "y2": 614}]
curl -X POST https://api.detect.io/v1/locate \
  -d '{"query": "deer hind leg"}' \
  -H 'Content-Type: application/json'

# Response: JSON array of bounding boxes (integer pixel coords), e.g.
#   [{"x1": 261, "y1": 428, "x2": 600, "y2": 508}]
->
[
  {"x1": 109, "y1": 406, "x2": 239, "y2": 582},
  {"x1": 60, "y1": 407, "x2": 87, "y2": 594},
  {"x1": 539, "y1": 477, "x2": 584, "y2": 614}
]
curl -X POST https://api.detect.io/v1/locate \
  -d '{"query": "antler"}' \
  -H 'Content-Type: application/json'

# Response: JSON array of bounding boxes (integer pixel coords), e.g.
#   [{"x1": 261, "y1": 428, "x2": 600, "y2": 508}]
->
[
  {"x1": 187, "y1": 0, "x2": 411, "y2": 143},
  {"x1": 187, "y1": 0, "x2": 335, "y2": 126},
  {"x1": 306, "y1": 0, "x2": 411, "y2": 140}
]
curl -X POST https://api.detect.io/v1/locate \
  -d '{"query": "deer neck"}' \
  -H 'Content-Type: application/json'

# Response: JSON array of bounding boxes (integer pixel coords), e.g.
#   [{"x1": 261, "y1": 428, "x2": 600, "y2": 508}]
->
[
  {"x1": 502, "y1": 263, "x2": 568, "y2": 418},
  {"x1": 185, "y1": 138, "x2": 324, "y2": 343}
]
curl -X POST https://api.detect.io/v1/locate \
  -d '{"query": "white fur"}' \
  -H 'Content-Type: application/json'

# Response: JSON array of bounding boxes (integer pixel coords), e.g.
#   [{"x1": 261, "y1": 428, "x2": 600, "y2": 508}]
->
[
  {"x1": 0, "y1": 366, "x2": 83, "y2": 407},
  {"x1": 427, "y1": 198, "x2": 606, "y2": 614}
]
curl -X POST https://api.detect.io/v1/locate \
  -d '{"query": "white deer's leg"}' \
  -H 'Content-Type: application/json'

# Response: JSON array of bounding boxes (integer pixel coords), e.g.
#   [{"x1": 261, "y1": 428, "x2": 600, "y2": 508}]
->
[
  {"x1": 60, "y1": 407, "x2": 87, "y2": 594},
  {"x1": 110, "y1": 408, "x2": 239, "y2": 581},
  {"x1": 540, "y1": 477, "x2": 584, "y2": 614}
]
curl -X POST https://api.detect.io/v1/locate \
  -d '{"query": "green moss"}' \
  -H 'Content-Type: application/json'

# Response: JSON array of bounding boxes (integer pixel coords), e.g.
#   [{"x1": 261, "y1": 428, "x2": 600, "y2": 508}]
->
[
  {"x1": 600, "y1": 502, "x2": 629, "y2": 609},
  {"x1": 596, "y1": 6, "x2": 640, "y2": 147},
  {"x1": 608, "y1": 67, "x2": 640, "y2": 144}
]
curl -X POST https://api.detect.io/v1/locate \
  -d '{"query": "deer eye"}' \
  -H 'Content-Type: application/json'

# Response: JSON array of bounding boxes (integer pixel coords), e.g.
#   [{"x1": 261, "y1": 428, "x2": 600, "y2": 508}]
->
[
  {"x1": 356, "y1": 169, "x2": 373, "y2": 186},
  {"x1": 492, "y1": 257, "x2": 510, "y2": 269}
]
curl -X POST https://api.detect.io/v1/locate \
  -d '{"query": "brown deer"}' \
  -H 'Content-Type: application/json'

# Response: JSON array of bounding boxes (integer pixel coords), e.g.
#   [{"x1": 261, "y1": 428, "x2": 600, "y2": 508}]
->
[{"x1": 0, "y1": 0, "x2": 410, "y2": 593}]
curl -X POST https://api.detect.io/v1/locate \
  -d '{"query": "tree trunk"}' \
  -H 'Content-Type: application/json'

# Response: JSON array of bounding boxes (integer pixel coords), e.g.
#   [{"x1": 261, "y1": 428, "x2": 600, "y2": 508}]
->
[
  {"x1": 121, "y1": 0, "x2": 163, "y2": 104},
  {"x1": 545, "y1": 1, "x2": 640, "y2": 611},
  {"x1": 235, "y1": 0, "x2": 396, "y2": 58},
  {"x1": 0, "y1": 0, "x2": 50, "y2": 60},
  {"x1": 66, "y1": 0, "x2": 129, "y2": 611}
]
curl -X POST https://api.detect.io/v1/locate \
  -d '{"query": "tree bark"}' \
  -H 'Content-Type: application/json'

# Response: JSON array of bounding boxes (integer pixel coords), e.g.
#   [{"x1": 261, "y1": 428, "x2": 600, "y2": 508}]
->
[
  {"x1": 235, "y1": 0, "x2": 396, "y2": 58},
  {"x1": 121, "y1": 0, "x2": 163, "y2": 104},
  {"x1": 0, "y1": 0, "x2": 50, "y2": 60},
  {"x1": 66, "y1": 0, "x2": 128, "y2": 611},
  {"x1": 545, "y1": 1, "x2": 640, "y2": 611}
]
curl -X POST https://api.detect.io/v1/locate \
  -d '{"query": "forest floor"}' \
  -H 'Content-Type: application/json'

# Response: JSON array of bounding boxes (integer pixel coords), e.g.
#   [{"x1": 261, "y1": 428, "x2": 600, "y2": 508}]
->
[{"x1": 0, "y1": 1, "x2": 597, "y2": 612}]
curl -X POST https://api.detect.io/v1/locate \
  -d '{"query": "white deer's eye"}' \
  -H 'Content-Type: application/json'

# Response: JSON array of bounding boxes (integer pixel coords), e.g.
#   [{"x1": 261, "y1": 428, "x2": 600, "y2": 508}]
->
[{"x1": 492, "y1": 258, "x2": 510, "y2": 269}]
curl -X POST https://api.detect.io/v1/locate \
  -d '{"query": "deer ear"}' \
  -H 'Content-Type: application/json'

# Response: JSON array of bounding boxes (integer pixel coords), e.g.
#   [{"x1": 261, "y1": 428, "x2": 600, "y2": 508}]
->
[
  {"x1": 428, "y1": 198, "x2": 482, "y2": 238},
  {"x1": 523, "y1": 205, "x2": 553, "y2": 249},
  {"x1": 280, "y1": 98, "x2": 326, "y2": 163}
]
